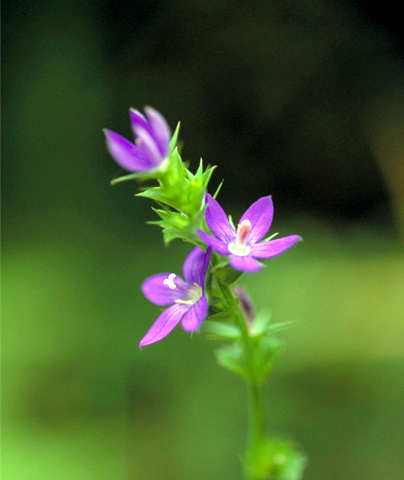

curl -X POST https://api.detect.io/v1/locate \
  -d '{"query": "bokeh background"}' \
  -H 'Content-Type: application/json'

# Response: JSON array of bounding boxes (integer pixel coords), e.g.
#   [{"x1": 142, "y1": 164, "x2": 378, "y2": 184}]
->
[{"x1": 2, "y1": 0, "x2": 404, "y2": 479}]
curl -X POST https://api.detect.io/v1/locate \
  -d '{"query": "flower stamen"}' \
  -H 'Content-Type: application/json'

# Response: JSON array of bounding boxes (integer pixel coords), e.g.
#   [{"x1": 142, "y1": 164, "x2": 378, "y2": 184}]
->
[
  {"x1": 175, "y1": 299, "x2": 195, "y2": 305},
  {"x1": 163, "y1": 273, "x2": 177, "y2": 289}
]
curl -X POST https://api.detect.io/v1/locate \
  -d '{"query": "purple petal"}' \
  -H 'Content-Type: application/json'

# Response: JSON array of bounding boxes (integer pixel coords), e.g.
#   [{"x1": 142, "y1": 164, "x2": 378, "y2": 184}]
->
[
  {"x1": 197, "y1": 230, "x2": 231, "y2": 256},
  {"x1": 130, "y1": 109, "x2": 151, "y2": 134},
  {"x1": 135, "y1": 125, "x2": 164, "y2": 167},
  {"x1": 104, "y1": 130, "x2": 153, "y2": 172},
  {"x1": 240, "y1": 196, "x2": 274, "y2": 244},
  {"x1": 141, "y1": 273, "x2": 182, "y2": 306},
  {"x1": 230, "y1": 254, "x2": 262, "y2": 273},
  {"x1": 181, "y1": 296, "x2": 208, "y2": 332},
  {"x1": 251, "y1": 235, "x2": 302, "y2": 259},
  {"x1": 145, "y1": 107, "x2": 171, "y2": 157},
  {"x1": 139, "y1": 303, "x2": 188, "y2": 347},
  {"x1": 182, "y1": 247, "x2": 210, "y2": 287},
  {"x1": 205, "y1": 194, "x2": 236, "y2": 244}
]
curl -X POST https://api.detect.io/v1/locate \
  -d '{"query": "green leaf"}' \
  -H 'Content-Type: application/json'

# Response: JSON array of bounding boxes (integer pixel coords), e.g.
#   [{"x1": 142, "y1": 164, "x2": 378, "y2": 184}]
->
[
  {"x1": 251, "y1": 311, "x2": 294, "y2": 338},
  {"x1": 250, "y1": 310, "x2": 272, "y2": 337},
  {"x1": 213, "y1": 179, "x2": 224, "y2": 199},
  {"x1": 254, "y1": 337, "x2": 283, "y2": 384},
  {"x1": 215, "y1": 343, "x2": 248, "y2": 380},
  {"x1": 137, "y1": 187, "x2": 172, "y2": 205},
  {"x1": 110, "y1": 161, "x2": 169, "y2": 184},
  {"x1": 211, "y1": 263, "x2": 243, "y2": 286},
  {"x1": 148, "y1": 207, "x2": 205, "y2": 245},
  {"x1": 110, "y1": 172, "x2": 144, "y2": 185},
  {"x1": 204, "y1": 321, "x2": 241, "y2": 341}
]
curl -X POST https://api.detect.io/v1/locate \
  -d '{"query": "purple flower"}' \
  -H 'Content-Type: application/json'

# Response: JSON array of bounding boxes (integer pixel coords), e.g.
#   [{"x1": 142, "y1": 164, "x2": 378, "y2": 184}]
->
[
  {"x1": 198, "y1": 194, "x2": 302, "y2": 273},
  {"x1": 140, "y1": 247, "x2": 211, "y2": 347},
  {"x1": 105, "y1": 107, "x2": 170, "y2": 172}
]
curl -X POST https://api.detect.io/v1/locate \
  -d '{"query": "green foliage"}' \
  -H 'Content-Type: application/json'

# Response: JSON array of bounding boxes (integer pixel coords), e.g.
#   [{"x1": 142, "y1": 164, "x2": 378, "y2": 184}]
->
[
  {"x1": 247, "y1": 438, "x2": 307, "y2": 480},
  {"x1": 216, "y1": 342, "x2": 249, "y2": 379},
  {"x1": 149, "y1": 207, "x2": 204, "y2": 245},
  {"x1": 169, "y1": 121, "x2": 181, "y2": 153},
  {"x1": 210, "y1": 310, "x2": 284, "y2": 385},
  {"x1": 136, "y1": 148, "x2": 188, "y2": 210},
  {"x1": 211, "y1": 261, "x2": 244, "y2": 285},
  {"x1": 204, "y1": 321, "x2": 242, "y2": 340},
  {"x1": 139, "y1": 152, "x2": 216, "y2": 244},
  {"x1": 214, "y1": 334, "x2": 283, "y2": 384},
  {"x1": 253, "y1": 336, "x2": 283, "y2": 384},
  {"x1": 250, "y1": 313, "x2": 294, "y2": 340}
]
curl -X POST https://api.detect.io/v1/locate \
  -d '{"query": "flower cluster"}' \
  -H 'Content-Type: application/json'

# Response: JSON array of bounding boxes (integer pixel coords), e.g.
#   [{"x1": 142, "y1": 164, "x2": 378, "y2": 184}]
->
[
  {"x1": 105, "y1": 107, "x2": 307, "y2": 480},
  {"x1": 105, "y1": 107, "x2": 302, "y2": 347}
]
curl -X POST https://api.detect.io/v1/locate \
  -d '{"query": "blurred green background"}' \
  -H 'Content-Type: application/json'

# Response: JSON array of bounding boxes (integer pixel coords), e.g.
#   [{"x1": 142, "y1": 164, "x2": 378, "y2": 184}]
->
[{"x1": 2, "y1": 0, "x2": 404, "y2": 479}]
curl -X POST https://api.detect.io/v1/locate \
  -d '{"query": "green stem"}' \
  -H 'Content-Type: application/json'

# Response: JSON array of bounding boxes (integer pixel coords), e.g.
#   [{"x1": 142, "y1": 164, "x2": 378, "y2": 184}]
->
[
  {"x1": 216, "y1": 279, "x2": 266, "y2": 479},
  {"x1": 235, "y1": 308, "x2": 265, "y2": 458}
]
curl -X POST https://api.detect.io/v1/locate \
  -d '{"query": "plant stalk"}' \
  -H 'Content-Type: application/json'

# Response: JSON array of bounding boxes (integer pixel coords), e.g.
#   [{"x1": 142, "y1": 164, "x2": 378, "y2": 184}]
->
[{"x1": 217, "y1": 280, "x2": 266, "y2": 479}]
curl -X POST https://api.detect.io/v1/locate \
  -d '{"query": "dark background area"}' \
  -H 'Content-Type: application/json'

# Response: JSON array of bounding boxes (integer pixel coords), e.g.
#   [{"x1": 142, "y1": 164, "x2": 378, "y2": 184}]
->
[
  {"x1": 2, "y1": 1, "x2": 404, "y2": 479},
  {"x1": 3, "y1": 0, "x2": 404, "y2": 227}
]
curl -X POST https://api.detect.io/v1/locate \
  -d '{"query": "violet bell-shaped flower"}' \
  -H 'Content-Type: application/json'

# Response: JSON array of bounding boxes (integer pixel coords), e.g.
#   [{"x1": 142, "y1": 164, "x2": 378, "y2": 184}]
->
[
  {"x1": 198, "y1": 194, "x2": 302, "y2": 273},
  {"x1": 105, "y1": 107, "x2": 170, "y2": 172},
  {"x1": 140, "y1": 247, "x2": 211, "y2": 347}
]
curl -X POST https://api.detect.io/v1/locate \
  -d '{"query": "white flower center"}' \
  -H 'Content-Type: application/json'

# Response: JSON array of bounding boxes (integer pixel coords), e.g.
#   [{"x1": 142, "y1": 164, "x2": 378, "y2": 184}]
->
[
  {"x1": 164, "y1": 274, "x2": 202, "y2": 306},
  {"x1": 175, "y1": 283, "x2": 203, "y2": 305},
  {"x1": 229, "y1": 219, "x2": 252, "y2": 256}
]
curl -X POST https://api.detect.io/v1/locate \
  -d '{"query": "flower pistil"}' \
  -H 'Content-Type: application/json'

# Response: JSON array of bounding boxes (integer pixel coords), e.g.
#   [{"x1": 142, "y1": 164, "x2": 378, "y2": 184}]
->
[{"x1": 229, "y1": 219, "x2": 252, "y2": 256}]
